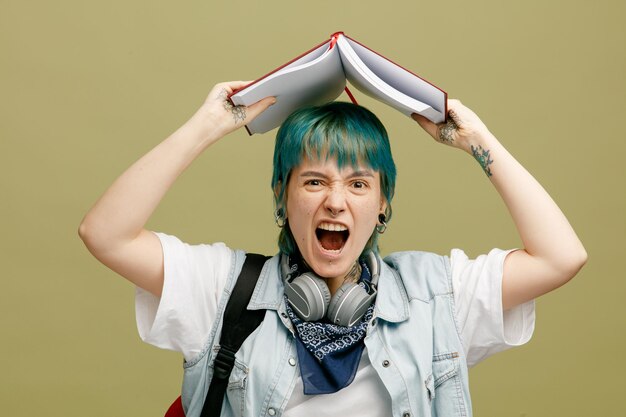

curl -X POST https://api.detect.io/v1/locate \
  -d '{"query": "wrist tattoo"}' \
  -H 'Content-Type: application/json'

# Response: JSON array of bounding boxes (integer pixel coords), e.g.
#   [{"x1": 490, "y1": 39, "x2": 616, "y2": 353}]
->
[
  {"x1": 218, "y1": 88, "x2": 247, "y2": 124},
  {"x1": 470, "y1": 144, "x2": 493, "y2": 177}
]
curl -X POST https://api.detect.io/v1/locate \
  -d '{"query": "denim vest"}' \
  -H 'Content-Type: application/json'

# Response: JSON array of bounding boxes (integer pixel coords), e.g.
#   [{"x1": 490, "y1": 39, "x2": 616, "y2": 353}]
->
[{"x1": 180, "y1": 250, "x2": 472, "y2": 417}]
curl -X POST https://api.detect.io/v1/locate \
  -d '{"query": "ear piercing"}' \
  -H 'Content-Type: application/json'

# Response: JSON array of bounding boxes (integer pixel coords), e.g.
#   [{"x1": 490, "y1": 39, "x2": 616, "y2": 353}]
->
[
  {"x1": 275, "y1": 208, "x2": 286, "y2": 228},
  {"x1": 376, "y1": 213, "x2": 387, "y2": 234}
]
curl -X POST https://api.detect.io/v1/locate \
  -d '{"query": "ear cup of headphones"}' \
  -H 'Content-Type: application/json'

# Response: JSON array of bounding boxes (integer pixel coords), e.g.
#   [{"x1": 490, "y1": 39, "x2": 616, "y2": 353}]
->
[
  {"x1": 284, "y1": 272, "x2": 331, "y2": 322},
  {"x1": 327, "y1": 282, "x2": 374, "y2": 327}
]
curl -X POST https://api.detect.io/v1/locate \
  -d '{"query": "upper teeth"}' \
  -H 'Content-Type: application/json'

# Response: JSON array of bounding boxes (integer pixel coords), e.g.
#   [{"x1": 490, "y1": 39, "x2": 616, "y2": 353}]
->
[{"x1": 318, "y1": 222, "x2": 347, "y2": 232}]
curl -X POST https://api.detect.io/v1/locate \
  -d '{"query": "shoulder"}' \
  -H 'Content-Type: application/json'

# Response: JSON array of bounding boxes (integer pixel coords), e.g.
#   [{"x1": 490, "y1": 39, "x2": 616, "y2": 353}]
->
[
  {"x1": 152, "y1": 231, "x2": 236, "y2": 275},
  {"x1": 384, "y1": 248, "x2": 514, "y2": 297},
  {"x1": 153, "y1": 231, "x2": 233, "y2": 258},
  {"x1": 383, "y1": 250, "x2": 452, "y2": 299},
  {"x1": 448, "y1": 247, "x2": 515, "y2": 292}
]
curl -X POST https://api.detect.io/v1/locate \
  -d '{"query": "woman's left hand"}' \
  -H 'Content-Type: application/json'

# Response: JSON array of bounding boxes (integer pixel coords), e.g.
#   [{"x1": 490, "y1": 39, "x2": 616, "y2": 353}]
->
[{"x1": 411, "y1": 99, "x2": 491, "y2": 154}]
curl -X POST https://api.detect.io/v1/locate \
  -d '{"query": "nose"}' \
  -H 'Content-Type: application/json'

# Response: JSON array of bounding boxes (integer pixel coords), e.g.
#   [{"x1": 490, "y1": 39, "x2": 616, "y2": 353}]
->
[{"x1": 324, "y1": 186, "x2": 347, "y2": 217}]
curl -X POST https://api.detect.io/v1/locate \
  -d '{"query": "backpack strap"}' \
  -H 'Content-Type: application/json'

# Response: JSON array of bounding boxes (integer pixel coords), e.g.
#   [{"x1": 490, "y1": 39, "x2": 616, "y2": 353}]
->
[{"x1": 200, "y1": 253, "x2": 270, "y2": 417}]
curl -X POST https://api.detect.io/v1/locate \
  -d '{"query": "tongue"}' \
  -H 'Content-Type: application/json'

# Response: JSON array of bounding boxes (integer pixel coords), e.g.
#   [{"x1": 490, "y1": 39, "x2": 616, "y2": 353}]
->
[{"x1": 318, "y1": 230, "x2": 345, "y2": 251}]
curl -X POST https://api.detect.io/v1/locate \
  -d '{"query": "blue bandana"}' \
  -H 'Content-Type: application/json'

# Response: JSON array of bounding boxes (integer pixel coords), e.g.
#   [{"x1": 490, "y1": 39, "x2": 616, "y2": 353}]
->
[{"x1": 284, "y1": 261, "x2": 375, "y2": 395}]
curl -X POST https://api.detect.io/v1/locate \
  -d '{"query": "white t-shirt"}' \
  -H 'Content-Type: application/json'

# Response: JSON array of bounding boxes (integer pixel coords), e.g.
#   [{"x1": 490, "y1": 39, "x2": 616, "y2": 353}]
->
[{"x1": 136, "y1": 232, "x2": 535, "y2": 416}]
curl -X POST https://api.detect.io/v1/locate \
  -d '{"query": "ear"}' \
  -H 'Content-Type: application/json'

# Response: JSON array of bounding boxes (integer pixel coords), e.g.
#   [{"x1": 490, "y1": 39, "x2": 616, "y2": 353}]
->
[
  {"x1": 379, "y1": 198, "x2": 388, "y2": 214},
  {"x1": 274, "y1": 181, "x2": 287, "y2": 218},
  {"x1": 378, "y1": 198, "x2": 391, "y2": 225}
]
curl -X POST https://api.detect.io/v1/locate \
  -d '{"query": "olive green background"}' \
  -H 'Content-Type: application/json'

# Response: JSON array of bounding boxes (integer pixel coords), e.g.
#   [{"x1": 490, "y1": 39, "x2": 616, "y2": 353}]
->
[{"x1": 2, "y1": 0, "x2": 624, "y2": 415}]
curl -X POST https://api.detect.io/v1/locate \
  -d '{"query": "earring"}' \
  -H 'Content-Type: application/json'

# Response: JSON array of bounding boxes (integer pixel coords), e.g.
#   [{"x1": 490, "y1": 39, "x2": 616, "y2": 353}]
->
[
  {"x1": 275, "y1": 208, "x2": 286, "y2": 228},
  {"x1": 376, "y1": 213, "x2": 387, "y2": 234}
]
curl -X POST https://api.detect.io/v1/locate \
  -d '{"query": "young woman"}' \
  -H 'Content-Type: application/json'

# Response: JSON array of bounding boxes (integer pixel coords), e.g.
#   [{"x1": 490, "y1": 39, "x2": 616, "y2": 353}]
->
[{"x1": 79, "y1": 81, "x2": 586, "y2": 417}]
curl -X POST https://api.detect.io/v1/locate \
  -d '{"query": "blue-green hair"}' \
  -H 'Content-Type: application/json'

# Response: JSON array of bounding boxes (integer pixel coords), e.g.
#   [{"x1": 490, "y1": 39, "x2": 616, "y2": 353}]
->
[{"x1": 271, "y1": 101, "x2": 397, "y2": 255}]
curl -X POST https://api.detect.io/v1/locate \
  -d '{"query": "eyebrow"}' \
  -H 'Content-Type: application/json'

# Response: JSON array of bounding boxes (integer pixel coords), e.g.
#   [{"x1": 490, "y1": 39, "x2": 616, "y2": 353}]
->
[{"x1": 299, "y1": 170, "x2": 375, "y2": 179}]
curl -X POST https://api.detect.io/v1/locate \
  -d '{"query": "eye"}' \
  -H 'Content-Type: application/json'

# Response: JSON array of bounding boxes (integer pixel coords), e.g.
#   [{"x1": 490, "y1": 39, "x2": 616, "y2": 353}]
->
[
  {"x1": 305, "y1": 179, "x2": 322, "y2": 187},
  {"x1": 352, "y1": 180, "x2": 367, "y2": 189}
]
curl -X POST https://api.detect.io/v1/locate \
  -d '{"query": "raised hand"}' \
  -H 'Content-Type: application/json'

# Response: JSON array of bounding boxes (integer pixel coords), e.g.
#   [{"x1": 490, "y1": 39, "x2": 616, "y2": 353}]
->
[
  {"x1": 411, "y1": 99, "x2": 491, "y2": 154},
  {"x1": 190, "y1": 81, "x2": 276, "y2": 141}
]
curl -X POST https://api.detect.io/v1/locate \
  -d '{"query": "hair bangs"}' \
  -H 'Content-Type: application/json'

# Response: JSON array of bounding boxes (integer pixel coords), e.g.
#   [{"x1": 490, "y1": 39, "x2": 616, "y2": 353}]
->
[{"x1": 301, "y1": 123, "x2": 381, "y2": 174}]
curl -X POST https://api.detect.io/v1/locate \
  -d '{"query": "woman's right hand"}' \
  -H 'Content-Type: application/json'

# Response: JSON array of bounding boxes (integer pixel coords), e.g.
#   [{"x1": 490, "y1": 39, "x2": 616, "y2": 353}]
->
[
  {"x1": 78, "y1": 81, "x2": 275, "y2": 297},
  {"x1": 189, "y1": 81, "x2": 276, "y2": 141}
]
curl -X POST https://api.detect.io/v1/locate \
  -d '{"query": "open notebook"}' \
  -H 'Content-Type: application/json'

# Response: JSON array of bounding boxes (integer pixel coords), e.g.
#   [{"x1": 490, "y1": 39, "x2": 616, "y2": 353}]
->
[{"x1": 230, "y1": 32, "x2": 447, "y2": 135}]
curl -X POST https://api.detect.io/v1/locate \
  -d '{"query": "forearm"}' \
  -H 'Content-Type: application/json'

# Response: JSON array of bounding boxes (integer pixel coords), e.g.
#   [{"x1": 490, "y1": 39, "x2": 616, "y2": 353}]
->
[
  {"x1": 79, "y1": 110, "x2": 220, "y2": 251},
  {"x1": 466, "y1": 132, "x2": 587, "y2": 272},
  {"x1": 413, "y1": 100, "x2": 586, "y2": 308}
]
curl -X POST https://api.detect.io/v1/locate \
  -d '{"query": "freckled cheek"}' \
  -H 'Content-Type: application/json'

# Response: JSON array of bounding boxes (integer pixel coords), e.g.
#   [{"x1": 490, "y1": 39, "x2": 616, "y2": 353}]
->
[
  {"x1": 295, "y1": 200, "x2": 316, "y2": 219},
  {"x1": 355, "y1": 199, "x2": 381, "y2": 216}
]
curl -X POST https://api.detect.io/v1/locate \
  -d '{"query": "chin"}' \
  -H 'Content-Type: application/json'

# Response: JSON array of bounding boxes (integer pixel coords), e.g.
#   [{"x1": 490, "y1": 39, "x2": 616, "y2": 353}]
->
[
  {"x1": 313, "y1": 260, "x2": 352, "y2": 279},
  {"x1": 306, "y1": 245, "x2": 358, "y2": 280}
]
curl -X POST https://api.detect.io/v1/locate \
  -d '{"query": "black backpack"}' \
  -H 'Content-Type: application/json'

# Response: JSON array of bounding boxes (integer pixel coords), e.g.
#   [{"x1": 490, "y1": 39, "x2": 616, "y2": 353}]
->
[
  {"x1": 201, "y1": 253, "x2": 269, "y2": 417},
  {"x1": 164, "y1": 253, "x2": 270, "y2": 417}
]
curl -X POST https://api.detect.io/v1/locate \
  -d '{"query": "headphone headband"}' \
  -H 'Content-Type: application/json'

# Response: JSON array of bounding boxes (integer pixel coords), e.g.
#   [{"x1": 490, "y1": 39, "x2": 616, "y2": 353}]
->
[
  {"x1": 281, "y1": 252, "x2": 379, "y2": 326},
  {"x1": 280, "y1": 252, "x2": 380, "y2": 287}
]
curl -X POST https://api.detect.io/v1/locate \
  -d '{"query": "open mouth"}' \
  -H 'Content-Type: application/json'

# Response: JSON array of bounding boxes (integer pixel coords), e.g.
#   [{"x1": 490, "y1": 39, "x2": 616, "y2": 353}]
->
[{"x1": 315, "y1": 222, "x2": 349, "y2": 252}]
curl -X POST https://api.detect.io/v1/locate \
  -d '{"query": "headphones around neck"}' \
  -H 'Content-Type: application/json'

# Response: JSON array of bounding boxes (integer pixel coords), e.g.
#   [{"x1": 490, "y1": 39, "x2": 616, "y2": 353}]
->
[{"x1": 281, "y1": 252, "x2": 379, "y2": 327}]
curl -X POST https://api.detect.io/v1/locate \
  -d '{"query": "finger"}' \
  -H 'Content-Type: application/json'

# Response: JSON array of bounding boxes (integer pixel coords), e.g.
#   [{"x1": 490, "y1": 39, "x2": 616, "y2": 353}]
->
[
  {"x1": 447, "y1": 108, "x2": 463, "y2": 129},
  {"x1": 437, "y1": 118, "x2": 457, "y2": 144},
  {"x1": 411, "y1": 113, "x2": 439, "y2": 140},
  {"x1": 211, "y1": 81, "x2": 253, "y2": 98},
  {"x1": 226, "y1": 80, "x2": 254, "y2": 92},
  {"x1": 244, "y1": 96, "x2": 277, "y2": 121},
  {"x1": 447, "y1": 98, "x2": 462, "y2": 109}
]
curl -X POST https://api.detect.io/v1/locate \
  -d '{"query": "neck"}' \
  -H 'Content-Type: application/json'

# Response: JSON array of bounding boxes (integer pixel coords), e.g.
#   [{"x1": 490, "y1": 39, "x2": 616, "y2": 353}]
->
[{"x1": 327, "y1": 261, "x2": 361, "y2": 296}]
